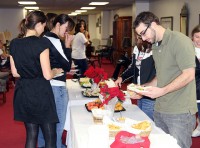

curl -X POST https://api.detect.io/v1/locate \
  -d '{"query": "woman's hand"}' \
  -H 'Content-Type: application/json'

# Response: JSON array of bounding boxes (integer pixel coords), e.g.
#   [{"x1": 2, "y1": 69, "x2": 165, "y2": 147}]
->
[
  {"x1": 115, "y1": 77, "x2": 122, "y2": 88},
  {"x1": 65, "y1": 33, "x2": 74, "y2": 48}
]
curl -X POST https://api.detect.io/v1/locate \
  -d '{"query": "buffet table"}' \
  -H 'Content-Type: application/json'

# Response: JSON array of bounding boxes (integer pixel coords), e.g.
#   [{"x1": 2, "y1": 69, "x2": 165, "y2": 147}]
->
[
  {"x1": 64, "y1": 79, "x2": 180, "y2": 148},
  {"x1": 64, "y1": 79, "x2": 131, "y2": 147}
]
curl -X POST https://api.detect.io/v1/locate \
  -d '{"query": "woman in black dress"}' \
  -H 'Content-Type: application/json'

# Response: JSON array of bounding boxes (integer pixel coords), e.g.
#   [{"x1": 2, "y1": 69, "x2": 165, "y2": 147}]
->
[{"x1": 10, "y1": 10, "x2": 63, "y2": 148}]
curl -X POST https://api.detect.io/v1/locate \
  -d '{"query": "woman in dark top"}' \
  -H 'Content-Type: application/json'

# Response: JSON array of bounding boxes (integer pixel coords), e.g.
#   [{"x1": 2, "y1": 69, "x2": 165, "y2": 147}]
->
[
  {"x1": 191, "y1": 25, "x2": 200, "y2": 137},
  {"x1": 115, "y1": 37, "x2": 156, "y2": 120},
  {"x1": 10, "y1": 10, "x2": 63, "y2": 148},
  {"x1": 38, "y1": 14, "x2": 75, "y2": 148}
]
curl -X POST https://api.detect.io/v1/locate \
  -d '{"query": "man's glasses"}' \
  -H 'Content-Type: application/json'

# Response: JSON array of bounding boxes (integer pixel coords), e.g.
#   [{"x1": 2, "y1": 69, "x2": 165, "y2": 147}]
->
[{"x1": 138, "y1": 23, "x2": 150, "y2": 39}]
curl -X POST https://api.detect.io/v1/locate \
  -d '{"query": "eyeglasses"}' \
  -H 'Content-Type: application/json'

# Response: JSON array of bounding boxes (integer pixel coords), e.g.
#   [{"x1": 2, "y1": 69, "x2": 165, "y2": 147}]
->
[{"x1": 138, "y1": 24, "x2": 150, "y2": 39}]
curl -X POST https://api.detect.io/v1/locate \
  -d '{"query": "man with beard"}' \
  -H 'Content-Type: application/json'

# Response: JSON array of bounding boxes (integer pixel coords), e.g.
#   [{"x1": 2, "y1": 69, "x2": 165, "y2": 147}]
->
[{"x1": 133, "y1": 11, "x2": 197, "y2": 148}]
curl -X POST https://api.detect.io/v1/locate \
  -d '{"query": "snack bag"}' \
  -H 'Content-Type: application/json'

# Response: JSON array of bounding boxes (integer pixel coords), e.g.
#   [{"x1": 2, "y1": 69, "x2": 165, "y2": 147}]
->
[{"x1": 110, "y1": 131, "x2": 150, "y2": 148}]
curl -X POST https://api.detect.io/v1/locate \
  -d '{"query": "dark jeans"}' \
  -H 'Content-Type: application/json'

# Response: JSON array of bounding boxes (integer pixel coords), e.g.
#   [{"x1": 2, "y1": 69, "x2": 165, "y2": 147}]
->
[
  {"x1": 73, "y1": 58, "x2": 88, "y2": 77},
  {"x1": 112, "y1": 55, "x2": 131, "y2": 79},
  {"x1": 198, "y1": 102, "x2": 200, "y2": 118}
]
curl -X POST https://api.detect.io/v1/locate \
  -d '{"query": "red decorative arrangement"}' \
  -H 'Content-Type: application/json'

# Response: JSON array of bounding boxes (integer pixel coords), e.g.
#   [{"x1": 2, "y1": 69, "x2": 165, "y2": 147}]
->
[
  {"x1": 84, "y1": 66, "x2": 108, "y2": 84},
  {"x1": 100, "y1": 84, "x2": 125, "y2": 105}
]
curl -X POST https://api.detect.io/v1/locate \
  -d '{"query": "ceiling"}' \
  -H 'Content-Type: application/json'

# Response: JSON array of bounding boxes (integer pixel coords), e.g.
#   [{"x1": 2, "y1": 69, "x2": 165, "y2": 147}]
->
[{"x1": 0, "y1": 0, "x2": 138, "y2": 15}]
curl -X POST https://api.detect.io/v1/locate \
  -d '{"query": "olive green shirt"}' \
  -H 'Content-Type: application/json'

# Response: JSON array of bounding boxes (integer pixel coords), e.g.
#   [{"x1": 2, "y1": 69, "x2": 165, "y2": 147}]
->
[{"x1": 152, "y1": 28, "x2": 197, "y2": 114}]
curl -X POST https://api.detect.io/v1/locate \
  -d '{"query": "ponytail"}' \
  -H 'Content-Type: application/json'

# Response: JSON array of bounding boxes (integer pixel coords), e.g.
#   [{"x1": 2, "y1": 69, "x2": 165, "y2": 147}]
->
[{"x1": 17, "y1": 19, "x2": 27, "y2": 38}]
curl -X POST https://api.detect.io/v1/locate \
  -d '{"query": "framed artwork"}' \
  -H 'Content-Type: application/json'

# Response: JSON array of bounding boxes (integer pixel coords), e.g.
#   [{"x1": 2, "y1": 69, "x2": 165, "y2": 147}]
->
[
  {"x1": 180, "y1": 4, "x2": 189, "y2": 36},
  {"x1": 199, "y1": 14, "x2": 200, "y2": 24},
  {"x1": 160, "y1": 16, "x2": 173, "y2": 30},
  {"x1": 180, "y1": 15, "x2": 188, "y2": 35}
]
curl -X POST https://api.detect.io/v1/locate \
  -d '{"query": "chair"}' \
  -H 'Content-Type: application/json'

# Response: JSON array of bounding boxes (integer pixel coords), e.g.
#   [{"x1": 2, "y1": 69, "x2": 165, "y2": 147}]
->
[
  {"x1": 91, "y1": 38, "x2": 100, "y2": 53},
  {"x1": 98, "y1": 46, "x2": 114, "y2": 64},
  {"x1": 86, "y1": 43, "x2": 101, "y2": 68},
  {"x1": 0, "y1": 72, "x2": 9, "y2": 103},
  {"x1": 0, "y1": 42, "x2": 14, "y2": 92},
  {"x1": 98, "y1": 35, "x2": 114, "y2": 66}
]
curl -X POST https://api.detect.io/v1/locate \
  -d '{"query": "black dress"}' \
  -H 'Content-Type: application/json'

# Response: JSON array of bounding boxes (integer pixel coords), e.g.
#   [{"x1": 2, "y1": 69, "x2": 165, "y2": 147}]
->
[{"x1": 10, "y1": 36, "x2": 59, "y2": 124}]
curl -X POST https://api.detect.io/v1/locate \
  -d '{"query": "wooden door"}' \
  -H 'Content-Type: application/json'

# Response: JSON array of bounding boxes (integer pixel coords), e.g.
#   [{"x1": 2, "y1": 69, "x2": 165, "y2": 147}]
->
[{"x1": 113, "y1": 16, "x2": 132, "y2": 65}]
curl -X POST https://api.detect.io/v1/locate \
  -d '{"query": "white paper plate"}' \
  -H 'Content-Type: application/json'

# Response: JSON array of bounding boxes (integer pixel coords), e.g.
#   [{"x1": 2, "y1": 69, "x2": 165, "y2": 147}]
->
[{"x1": 127, "y1": 84, "x2": 151, "y2": 93}]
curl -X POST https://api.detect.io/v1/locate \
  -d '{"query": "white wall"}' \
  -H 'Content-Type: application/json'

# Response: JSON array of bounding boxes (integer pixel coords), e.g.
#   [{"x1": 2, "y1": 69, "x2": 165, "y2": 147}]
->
[
  {"x1": 88, "y1": 14, "x2": 96, "y2": 39},
  {"x1": 89, "y1": 7, "x2": 134, "y2": 45},
  {"x1": 0, "y1": 8, "x2": 24, "y2": 39},
  {"x1": 149, "y1": 0, "x2": 200, "y2": 37},
  {"x1": 135, "y1": 1, "x2": 149, "y2": 15},
  {"x1": 115, "y1": 6, "x2": 133, "y2": 17}
]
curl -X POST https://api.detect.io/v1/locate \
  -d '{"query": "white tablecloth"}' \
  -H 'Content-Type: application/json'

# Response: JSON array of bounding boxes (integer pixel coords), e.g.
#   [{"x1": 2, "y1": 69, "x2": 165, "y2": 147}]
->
[
  {"x1": 64, "y1": 79, "x2": 180, "y2": 148},
  {"x1": 70, "y1": 104, "x2": 180, "y2": 148},
  {"x1": 64, "y1": 79, "x2": 131, "y2": 147},
  {"x1": 64, "y1": 79, "x2": 97, "y2": 147}
]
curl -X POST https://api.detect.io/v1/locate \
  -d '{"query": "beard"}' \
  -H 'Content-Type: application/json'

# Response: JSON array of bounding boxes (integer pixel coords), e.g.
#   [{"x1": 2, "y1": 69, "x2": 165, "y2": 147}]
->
[{"x1": 150, "y1": 28, "x2": 157, "y2": 44}]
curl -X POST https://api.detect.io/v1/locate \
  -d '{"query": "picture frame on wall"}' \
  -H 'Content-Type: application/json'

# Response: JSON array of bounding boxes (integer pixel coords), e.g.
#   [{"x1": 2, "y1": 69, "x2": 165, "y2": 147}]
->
[
  {"x1": 199, "y1": 14, "x2": 200, "y2": 24},
  {"x1": 180, "y1": 4, "x2": 189, "y2": 35},
  {"x1": 160, "y1": 16, "x2": 173, "y2": 30}
]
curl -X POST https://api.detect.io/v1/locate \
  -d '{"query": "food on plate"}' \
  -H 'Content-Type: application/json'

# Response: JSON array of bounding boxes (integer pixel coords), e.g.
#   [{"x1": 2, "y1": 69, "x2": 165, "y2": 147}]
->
[
  {"x1": 79, "y1": 77, "x2": 90, "y2": 83},
  {"x1": 83, "y1": 88, "x2": 100, "y2": 97},
  {"x1": 98, "y1": 81, "x2": 107, "y2": 88},
  {"x1": 132, "y1": 121, "x2": 151, "y2": 130},
  {"x1": 108, "y1": 124, "x2": 121, "y2": 130},
  {"x1": 115, "y1": 102, "x2": 123, "y2": 111},
  {"x1": 117, "y1": 117, "x2": 126, "y2": 122},
  {"x1": 127, "y1": 83, "x2": 148, "y2": 95},
  {"x1": 82, "y1": 82, "x2": 91, "y2": 87},
  {"x1": 86, "y1": 100, "x2": 124, "y2": 111},
  {"x1": 79, "y1": 77, "x2": 91, "y2": 87},
  {"x1": 86, "y1": 99, "x2": 102, "y2": 110}
]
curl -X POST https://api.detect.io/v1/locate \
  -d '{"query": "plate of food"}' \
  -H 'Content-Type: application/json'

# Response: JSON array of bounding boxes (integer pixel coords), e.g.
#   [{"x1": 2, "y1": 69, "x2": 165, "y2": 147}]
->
[
  {"x1": 85, "y1": 99, "x2": 102, "y2": 111},
  {"x1": 85, "y1": 100, "x2": 126, "y2": 112},
  {"x1": 79, "y1": 77, "x2": 92, "y2": 88},
  {"x1": 82, "y1": 88, "x2": 100, "y2": 98},
  {"x1": 125, "y1": 119, "x2": 152, "y2": 137},
  {"x1": 127, "y1": 83, "x2": 150, "y2": 94}
]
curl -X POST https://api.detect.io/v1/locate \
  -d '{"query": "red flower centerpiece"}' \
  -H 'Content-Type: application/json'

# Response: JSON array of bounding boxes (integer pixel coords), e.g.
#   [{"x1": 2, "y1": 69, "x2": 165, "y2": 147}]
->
[
  {"x1": 99, "y1": 84, "x2": 125, "y2": 106},
  {"x1": 84, "y1": 66, "x2": 108, "y2": 84}
]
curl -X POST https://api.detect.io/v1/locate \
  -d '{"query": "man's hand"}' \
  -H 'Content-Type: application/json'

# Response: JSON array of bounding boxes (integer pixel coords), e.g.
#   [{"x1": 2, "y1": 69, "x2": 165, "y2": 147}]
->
[
  {"x1": 139, "y1": 86, "x2": 165, "y2": 99},
  {"x1": 130, "y1": 91, "x2": 143, "y2": 99}
]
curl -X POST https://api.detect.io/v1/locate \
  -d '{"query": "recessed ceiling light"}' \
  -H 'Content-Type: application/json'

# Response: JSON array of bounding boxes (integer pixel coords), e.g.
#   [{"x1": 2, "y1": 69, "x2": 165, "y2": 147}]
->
[
  {"x1": 81, "y1": 7, "x2": 96, "y2": 10},
  {"x1": 69, "y1": 13, "x2": 77, "y2": 16},
  {"x1": 89, "y1": 2, "x2": 109, "y2": 5},
  {"x1": 75, "y1": 10, "x2": 87, "y2": 13},
  {"x1": 24, "y1": 6, "x2": 39, "y2": 10},
  {"x1": 72, "y1": 12, "x2": 81, "y2": 14},
  {"x1": 69, "y1": 12, "x2": 81, "y2": 16},
  {"x1": 18, "y1": 1, "x2": 37, "y2": 5}
]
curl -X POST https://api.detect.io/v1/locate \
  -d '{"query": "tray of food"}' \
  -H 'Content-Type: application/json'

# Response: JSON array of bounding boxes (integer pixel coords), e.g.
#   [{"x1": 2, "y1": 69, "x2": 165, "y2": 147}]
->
[
  {"x1": 85, "y1": 100, "x2": 126, "y2": 112},
  {"x1": 125, "y1": 119, "x2": 152, "y2": 137},
  {"x1": 79, "y1": 77, "x2": 92, "y2": 88},
  {"x1": 82, "y1": 88, "x2": 100, "y2": 98}
]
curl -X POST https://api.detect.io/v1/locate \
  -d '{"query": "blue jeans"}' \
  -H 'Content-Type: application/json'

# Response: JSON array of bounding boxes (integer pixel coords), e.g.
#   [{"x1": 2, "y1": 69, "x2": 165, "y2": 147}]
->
[
  {"x1": 73, "y1": 58, "x2": 88, "y2": 77},
  {"x1": 198, "y1": 103, "x2": 200, "y2": 118},
  {"x1": 154, "y1": 111, "x2": 196, "y2": 148},
  {"x1": 137, "y1": 97, "x2": 155, "y2": 120},
  {"x1": 38, "y1": 86, "x2": 68, "y2": 148}
]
